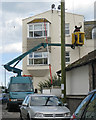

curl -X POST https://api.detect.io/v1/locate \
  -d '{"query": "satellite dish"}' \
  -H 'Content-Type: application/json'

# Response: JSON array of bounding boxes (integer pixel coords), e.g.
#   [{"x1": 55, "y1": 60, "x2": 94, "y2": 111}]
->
[{"x1": 51, "y1": 4, "x2": 55, "y2": 9}]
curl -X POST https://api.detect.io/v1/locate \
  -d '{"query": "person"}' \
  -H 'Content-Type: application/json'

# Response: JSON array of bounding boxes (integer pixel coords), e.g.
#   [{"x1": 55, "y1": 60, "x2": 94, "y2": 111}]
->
[
  {"x1": 72, "y1": 25, "x2": 82, "y2": 49},
  {"x1": 74, "y1": 25, "x2": 82, "y2": 32}
]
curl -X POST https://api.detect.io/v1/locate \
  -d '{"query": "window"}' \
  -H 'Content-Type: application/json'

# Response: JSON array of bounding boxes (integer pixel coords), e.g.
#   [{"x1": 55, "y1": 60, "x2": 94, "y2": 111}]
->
[
  {"x1": 74, "y1": 93, "x2": 93, "y2": 118},
  {"x1": 65, "y1": 51, "x2": 70, "y2": 63},
  {"x1": 9, "y1": 83, "x2": 33, "y2": 92},
  {"x1": 83, "y1": 93, "x2": 96, "y2": 119},
  {"x1": 28, "y1": 23, "x2": 49, "y2": 38},
  {"x1": 65, "y1": 23, "x2": 70, "y2": 35},
  {"x1": 92, "y1": 27, "x2": 96, "y2": 39},
  {"x1": 30, "y1": 96, "x2": 62, "y2": 106},
  {"x1": 28, "y1": 52, "x2": 49, "y2": 65}
]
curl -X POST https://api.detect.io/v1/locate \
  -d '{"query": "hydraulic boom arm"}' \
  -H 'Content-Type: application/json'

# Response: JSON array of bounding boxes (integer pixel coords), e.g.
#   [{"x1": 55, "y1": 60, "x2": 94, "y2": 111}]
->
[{"x1": 4, "y1": 42, "x2": 77, "y2": 76}]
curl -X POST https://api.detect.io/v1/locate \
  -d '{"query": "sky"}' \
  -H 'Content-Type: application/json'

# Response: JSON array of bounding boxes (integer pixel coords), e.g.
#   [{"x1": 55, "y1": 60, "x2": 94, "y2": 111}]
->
[{"x1": 0, "y1": 0, "x2": 96, "y2": 86}]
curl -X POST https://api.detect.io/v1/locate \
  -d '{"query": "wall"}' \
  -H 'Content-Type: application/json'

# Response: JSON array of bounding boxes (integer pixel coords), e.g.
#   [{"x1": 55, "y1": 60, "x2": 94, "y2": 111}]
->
[
  {"x1": 66, "y1": 65, "x2": 89, "y2": 95},
  {"x1": 84, "y1": 21, "x2": 96, "y2": 40},
  {"x1": 42, "y1": 88, "x2": 61, "y2": 97}
]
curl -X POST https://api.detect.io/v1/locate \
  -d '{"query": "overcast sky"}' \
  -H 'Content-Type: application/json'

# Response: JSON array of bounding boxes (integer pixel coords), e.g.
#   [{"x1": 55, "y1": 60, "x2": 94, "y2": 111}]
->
[{"x1": 0, "y1": 0, "x2": 96, "y2": 86}]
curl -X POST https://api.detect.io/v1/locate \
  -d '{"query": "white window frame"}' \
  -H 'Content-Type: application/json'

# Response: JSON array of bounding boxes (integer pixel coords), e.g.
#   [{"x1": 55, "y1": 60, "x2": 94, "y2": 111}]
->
[
  {"x1": 65, "y1": 51, "x2": 70, "y2": 64},
  {"x1": 27, "y1": 23, "x2": 49, "y2": 38},
  {"x1": 65, "y1": 23, "x2": 70, "y2": 35},
  {"x1": 28, "y1": 52, "x2": 49, "y2": 65}
]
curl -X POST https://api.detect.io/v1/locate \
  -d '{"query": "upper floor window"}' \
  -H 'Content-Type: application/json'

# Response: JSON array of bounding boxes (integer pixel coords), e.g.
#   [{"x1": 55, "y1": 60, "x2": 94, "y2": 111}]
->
[
  {"x1": 92, "y1": 27, "x2": 96, "y2": 39},
  {"x1": 65, "y1": 51, "x2": 70, "y2": 64},
  {"x1": 28, "y1": 52, "x2": 49, "y2": 65},
  {"x1": 65, "y1": 23, "x2": 70, "y2": 35},
  {"x1": 28, "y1": 23, "x2": 49, "y2": 38}
]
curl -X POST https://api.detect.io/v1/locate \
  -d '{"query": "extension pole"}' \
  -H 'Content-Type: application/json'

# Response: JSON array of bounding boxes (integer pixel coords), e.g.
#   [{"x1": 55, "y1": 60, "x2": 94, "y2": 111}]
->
[{"x1": 61, "y1": 0, "x2": 66, "y2": 103}]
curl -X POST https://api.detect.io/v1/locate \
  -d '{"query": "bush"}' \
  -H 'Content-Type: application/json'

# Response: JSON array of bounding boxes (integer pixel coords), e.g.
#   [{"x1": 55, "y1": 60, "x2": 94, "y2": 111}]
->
[{"x1": 38, "y1": 75, "x2": 61, "y2": 92}]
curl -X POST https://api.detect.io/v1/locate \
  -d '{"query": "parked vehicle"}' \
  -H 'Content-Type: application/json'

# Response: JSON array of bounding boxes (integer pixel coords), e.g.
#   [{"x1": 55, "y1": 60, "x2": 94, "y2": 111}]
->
[
  {"x1": 6, "y1": 76, "x2": 34, "y2": 111},
  {"x1": 20, "y1": 94, "x2": 71, "y2": 120},
  {"x1": 71, "y1": 89, "x2": 96, "y2": 120}
]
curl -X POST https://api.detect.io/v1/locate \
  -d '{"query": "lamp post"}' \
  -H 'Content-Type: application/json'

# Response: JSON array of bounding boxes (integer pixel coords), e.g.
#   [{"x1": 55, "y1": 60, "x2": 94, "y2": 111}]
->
[{"x1": 61, "y1": 0, "x2": 66, "y2": 103}]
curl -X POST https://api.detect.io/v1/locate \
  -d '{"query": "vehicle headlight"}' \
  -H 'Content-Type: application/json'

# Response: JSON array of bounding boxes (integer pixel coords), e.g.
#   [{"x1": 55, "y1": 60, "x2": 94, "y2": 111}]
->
[
  {"x1": 63, "y1": 112, "x2": 71, "y2": 117},
  {"x1": 35, "y1": 113, "x2": 43, "y2": 117},
  {"x1": 9, "y1": 99, "x2": 17, "y2": 101}
]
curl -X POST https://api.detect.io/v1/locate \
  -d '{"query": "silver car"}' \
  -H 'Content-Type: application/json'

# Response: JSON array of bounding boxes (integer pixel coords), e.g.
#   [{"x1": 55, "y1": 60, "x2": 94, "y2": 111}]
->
[{"x1": 20, "y1": 94, "x2": 71, "y2": 120}]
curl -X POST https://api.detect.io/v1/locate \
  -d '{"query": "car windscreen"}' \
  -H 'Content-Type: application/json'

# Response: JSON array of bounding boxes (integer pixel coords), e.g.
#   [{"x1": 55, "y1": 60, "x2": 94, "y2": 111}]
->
[
  {"x1": 30, "y1": 96, "x2": 62, "y2": 106},
  {"x1": 74, "y1": 93, "x2": 93, "y2": 118},
  {"x1": 82, "y1": 92, "x2": 96, "y2": 119},
  {"x1": 9, "y1": 83, "x2": 33, "y2": 92}
]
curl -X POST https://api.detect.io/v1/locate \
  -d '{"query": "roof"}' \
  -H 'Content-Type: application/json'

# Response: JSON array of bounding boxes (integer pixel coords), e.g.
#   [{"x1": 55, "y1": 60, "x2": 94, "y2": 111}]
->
[
  {"x1": 28, "y1": 94, "x2": 56, "y2": 97},
  {"x1": 27, "y1": 18, "x2": 51, "y2": 24},
  {"x1": 84, "y1": 20, "x2": 96, "y2": 25},
  {"x1": 57, "y1": 50, "x2": 96, "y2": 74},
  {"x1": 22, "y1": 10, "x2": 84, "y2": 21}
]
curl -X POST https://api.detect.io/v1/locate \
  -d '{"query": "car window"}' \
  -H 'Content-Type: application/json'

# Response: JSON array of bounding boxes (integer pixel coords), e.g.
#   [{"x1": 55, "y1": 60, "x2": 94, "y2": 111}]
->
[
  {"x1": 30, "y1": 96, "x2": 47, "y2": 106},
  {"x1": 47, "y1": 97, "x2": 60, "y2": 106},
  {"x1": 30, "y1": 96, "x2": 62, "y2": 106},
  {"x1": 25, "y1": 96, "x2": 30, "y2": 104},
  {"x1": 22, "y1": 96, "x2": 29, "y2": 105},
  {"x1": 83, "y1": 92, "x2": 96, "y2": 119},
  {"x1": 74, "y1": 93, "x2": 93, "y2": 118}
]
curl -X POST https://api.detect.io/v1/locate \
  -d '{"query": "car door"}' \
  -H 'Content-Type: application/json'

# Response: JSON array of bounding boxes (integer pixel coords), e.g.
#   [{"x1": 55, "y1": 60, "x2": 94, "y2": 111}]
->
[{"x1": 21, "y1": 96, "x2": 30, "y2": 119}]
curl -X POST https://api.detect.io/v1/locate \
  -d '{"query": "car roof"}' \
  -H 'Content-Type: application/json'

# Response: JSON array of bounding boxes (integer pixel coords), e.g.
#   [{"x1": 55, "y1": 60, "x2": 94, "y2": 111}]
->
[
  {"x1": 88, "y1": 89, "x2": 96, "y2": 94},
  {"x1": 28, "y1": 94, "x2": 56, "y2": 97}
]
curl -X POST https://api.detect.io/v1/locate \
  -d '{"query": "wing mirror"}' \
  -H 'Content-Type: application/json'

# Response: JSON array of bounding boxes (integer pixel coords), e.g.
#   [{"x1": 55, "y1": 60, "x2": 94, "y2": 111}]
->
[
  {"x1": 58, "y1": 101, "x2": 62, "y2": 106},
  {"x1": 22, "y1": 103, "x2": 29, "y2": 107},
  {"x1": 64, "y1": 103, "x2": 68, "y2": 107}
]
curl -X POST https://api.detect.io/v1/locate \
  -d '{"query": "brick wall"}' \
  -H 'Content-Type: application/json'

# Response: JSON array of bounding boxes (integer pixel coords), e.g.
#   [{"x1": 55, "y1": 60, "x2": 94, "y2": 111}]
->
[
  {"x1": 27, "y1": 37, "x2": 51, "y2": 52},
  {"x1": 84, "y1": 21, "x2": 96, "y2": 40}
]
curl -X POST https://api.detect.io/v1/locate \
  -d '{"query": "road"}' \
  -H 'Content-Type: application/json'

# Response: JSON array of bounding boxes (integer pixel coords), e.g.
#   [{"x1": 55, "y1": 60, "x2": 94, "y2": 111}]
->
[{"x1": 1, "y1": 104, "x2": 20, "y2": 120}]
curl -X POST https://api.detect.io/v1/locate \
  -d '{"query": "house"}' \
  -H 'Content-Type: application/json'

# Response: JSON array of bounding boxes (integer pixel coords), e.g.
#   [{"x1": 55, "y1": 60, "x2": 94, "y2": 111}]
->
[
  {"x1": 22, "y1": 10, "x2": 94, "y2": 91},
  {"x1": 56, "y1": 20, "x2": 96, "y2": 113},
  {"x1": 57, "y1": 49, "x2": 96, "y2": 113}
]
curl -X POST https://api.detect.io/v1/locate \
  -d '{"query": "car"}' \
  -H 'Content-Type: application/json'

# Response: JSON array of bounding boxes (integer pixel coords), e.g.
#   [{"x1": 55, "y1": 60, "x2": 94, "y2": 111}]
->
[
  {"x1": 71, "y1": 89, "x2": 96, "y2": 120},
  {"x1": 20, "y1": 94, "x2": 71, "y2": 120}
]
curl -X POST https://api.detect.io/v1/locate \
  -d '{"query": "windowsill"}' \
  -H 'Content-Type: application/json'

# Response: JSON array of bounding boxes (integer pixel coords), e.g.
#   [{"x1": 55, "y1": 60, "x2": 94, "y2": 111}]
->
[
  {"x1": 65, "y1": 34, "x2": 70, "y2": 37},
  {"x1": 27, "y1": 64, "x2": 49, "y2": 66},
  {"x1": 27, "y1": 36, "x2": 50, "y2": 39}
]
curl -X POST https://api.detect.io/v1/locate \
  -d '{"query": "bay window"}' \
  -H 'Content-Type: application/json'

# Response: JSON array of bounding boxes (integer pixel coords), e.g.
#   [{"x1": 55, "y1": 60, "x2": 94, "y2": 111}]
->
[
  {"x1": 28, "y1": 23, "x2": 49, "y2": 38},
  {"x1": 28, "y1": 52, "x2": 49, "y2": 65}
]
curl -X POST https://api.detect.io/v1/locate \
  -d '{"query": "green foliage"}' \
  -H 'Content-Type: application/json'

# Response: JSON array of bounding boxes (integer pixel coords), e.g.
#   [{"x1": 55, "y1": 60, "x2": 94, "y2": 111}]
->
[{"x1": 38, "y1": 75, "x2": 61, "y2": 92}]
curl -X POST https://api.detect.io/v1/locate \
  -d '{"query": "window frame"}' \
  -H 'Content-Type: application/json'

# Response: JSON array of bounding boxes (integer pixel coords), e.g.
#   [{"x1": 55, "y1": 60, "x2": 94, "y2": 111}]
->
[
  {"x1": 65, "y1": 23, "x2": 70, "y2": 35},
  {"x1": 27, "y1": 22, "x2": 49, "y2": 38},
  {"x1": 65, "y1": 51, "x2": 70, "y2": 64},
  {"x1": 28, "y1": 52, "x2": 49, "y2": 65}
]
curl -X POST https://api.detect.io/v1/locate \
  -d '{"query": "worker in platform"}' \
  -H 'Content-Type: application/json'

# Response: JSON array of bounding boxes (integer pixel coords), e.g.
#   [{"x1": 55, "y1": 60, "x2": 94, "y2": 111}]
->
[
  {"x1": 74, "y1": 25, "x2": 82, "y2": 32},
  {"x1": 73, "y1": 25, "x2": 82, "y2": 46}
]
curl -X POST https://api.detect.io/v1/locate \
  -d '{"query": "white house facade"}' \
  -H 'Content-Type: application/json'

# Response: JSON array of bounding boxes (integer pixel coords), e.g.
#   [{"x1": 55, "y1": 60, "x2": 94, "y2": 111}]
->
[{"x1": 22, "y1": 10, "x2": 95, "y2": 91}]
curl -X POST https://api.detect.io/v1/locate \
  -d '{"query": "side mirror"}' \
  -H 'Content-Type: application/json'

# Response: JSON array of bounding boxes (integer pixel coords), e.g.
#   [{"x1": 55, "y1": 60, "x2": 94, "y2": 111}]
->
[
  {"x1": 64, "y1": 103, "x2": 68, "y2": 107},
  {"x1": 22, "y1": 103, "x2": 29, "y2": 107},
  {"x1": 58, "y1": 101, "x2": 62, "y2": 106}
]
